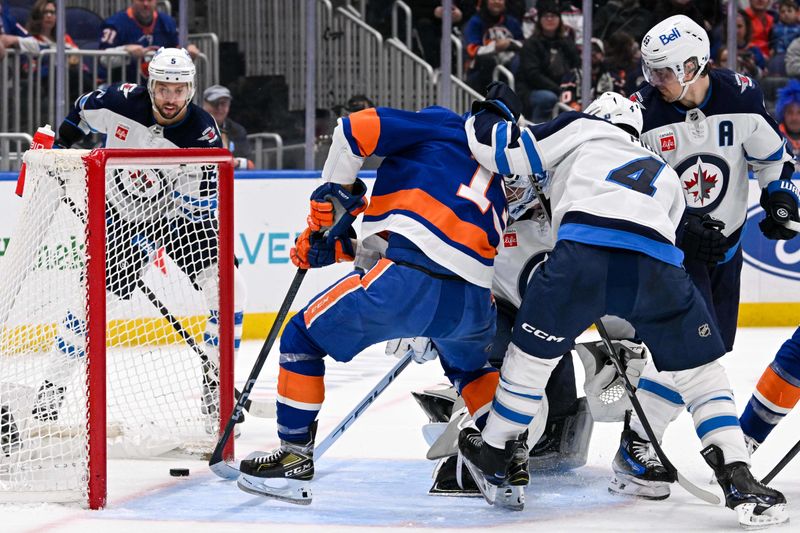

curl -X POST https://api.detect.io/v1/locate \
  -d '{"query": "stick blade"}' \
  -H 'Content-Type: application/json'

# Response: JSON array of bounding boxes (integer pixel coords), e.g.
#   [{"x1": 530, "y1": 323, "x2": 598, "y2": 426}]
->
[
  {"x1": 676, "y1": 471, "x2": 721, "y2": 505},
  {"x1": 209, "y1": 458, "x2": 241, "y2": 480}
]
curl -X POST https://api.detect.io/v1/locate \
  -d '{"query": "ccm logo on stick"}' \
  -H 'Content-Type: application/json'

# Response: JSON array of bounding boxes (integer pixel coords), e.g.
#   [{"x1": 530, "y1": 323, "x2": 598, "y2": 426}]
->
[{"x1": 521, "y1": 323, "x2": 564, "y2": 342}]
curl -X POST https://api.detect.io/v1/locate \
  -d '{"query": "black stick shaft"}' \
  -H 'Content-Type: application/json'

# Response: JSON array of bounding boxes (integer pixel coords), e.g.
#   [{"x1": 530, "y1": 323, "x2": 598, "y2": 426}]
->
[
  {"x1": 762, "y1": 438, "x2": 800, "y2": 484},
  {"x1": 209, "y1": 267, "x2": 307, "y2": 466}
]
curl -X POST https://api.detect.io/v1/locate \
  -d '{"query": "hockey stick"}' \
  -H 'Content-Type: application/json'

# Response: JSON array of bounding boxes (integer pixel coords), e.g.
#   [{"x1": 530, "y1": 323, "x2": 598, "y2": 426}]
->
[
  {"x1": 209, "y1": 267, "x2": 307, "y2": 479},
  {"x1": 783, "y1": 219, "x2": 800, "y2": 233},
  {"x1": 135, "y1": 279, "x2": 275, "y2": 418},
  {"x1": 594, "y1": 321, "x2": 720, "y2": 504},
  {"x1": 761, "y1": 438, "x2": 800, "y2": 484},
  {"x1": 526, "y1": 174, "x2": 720, "y2": 505},
  {"x1": 54, "y1": 177, "x2": 274, "y2": 418},
  {"x1": 314, "y1": 350, "x2": 413, "y2": 457}
]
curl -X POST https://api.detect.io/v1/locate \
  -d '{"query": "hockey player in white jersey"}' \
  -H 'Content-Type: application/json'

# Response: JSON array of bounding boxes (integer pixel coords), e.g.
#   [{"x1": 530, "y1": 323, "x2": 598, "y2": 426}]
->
[
  {"x1": 457, "y1": 86, "x2": 788, "y2": 527},
  {"x1": 31, "y1": 47, "x2": 247, "y2": 425},
  {"x1": 616, "y1": 14, "x2": 799, "y2": 504}
]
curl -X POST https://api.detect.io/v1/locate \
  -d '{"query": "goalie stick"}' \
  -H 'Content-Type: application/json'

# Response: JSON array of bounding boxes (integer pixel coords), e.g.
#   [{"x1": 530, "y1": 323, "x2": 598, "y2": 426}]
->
[
  {"x1": 527, "y1": 174, "x2": 720, "y2": 505},
  {"x1": 52, "y1": 171, "x2": 275, "y2": 418},
  {"x1": 209, "y1": 267, "x2": 307, "y2": 479},
  {"x1": 761, "y1": 437, "x2": 800, "y2": 485}
]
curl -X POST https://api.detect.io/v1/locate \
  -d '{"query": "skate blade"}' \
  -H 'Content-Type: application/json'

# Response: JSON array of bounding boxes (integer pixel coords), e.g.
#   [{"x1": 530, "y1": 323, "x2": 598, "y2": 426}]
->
[
  {"x1": 608, "y1": 474, "x2": 670, "y2": 501},
  {"x1": 735, "y1": 503, "x2": 789, "y2": 530},
  {"x1": 459, "y1": 454, "x2": 524, "y2": 511},
  {"x1": 237, "y1": 473, "x2": 312, "y2": 505}
]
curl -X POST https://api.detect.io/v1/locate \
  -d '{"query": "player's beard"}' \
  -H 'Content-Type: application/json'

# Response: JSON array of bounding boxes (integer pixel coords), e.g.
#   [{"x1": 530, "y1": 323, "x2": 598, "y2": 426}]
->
[{"x1": 153, "y1": 101, "x2": 188, "y2": 125}]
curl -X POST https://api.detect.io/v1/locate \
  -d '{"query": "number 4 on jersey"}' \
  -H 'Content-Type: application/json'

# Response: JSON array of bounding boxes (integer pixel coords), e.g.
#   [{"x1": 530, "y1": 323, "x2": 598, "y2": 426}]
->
[{"x1": 606, "y1": 157, "x2": 665, "y2": 197}]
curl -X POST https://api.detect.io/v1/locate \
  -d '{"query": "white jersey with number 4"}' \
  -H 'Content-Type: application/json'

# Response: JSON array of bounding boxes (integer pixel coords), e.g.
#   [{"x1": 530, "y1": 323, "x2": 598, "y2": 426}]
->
[{"x1": 466, "y1": 111, "x2": 687, "y2": 268}]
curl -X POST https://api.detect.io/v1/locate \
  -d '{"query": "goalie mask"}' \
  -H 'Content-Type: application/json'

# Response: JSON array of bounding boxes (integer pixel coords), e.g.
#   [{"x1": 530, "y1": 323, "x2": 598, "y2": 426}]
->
[
  {"x1": 641, "y1": 15, "x2": 710, "y2": 101},
  {"x1": 503, "y1": 174, "x2": 539, "y2": 222},
  {"x1": 584, "y1": 92, "x2": 643, "y2": 137}
]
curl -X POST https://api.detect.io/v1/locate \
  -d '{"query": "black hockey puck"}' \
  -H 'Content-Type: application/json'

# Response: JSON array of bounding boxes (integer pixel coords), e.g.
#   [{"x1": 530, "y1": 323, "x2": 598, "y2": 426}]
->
[{"x1": 169, "y1": 468, "x2": 190, "y2": 477}]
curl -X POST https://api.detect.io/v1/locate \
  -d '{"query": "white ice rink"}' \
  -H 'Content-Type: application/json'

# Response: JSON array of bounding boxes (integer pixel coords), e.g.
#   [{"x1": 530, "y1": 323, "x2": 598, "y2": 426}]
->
[{"x1": 4, "y1": 327, "x2": 800, "y2": 533}]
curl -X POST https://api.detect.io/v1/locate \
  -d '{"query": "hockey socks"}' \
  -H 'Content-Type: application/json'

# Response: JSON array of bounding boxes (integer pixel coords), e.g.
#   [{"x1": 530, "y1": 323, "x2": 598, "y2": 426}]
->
[
  {"x1": 740, "y1": 330, "x2": 800, "y2": 445},
  {"x1": 482, "y1": 344, "x2": 558, "y2": 450}
]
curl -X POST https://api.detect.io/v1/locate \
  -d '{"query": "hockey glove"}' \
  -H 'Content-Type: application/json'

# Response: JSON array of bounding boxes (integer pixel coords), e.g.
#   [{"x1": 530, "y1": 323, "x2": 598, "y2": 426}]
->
[
  {"x1": 307, "y1": 178, "x2": 369, "y2": 237},
  {"x1": 678, "y1": 213, "x2": 727, "y2": 266},
  {"x1": 471, "y1": 81, "x2": 522, "y2": 122},
  {"x1": 759, "y1": 180, "x2": 800, "y2": 240},
  {"x1": 290, "y1": 227, "x2": 355, "y2": 269},
  {"x1": 385, "y1": 337, "x2": 439, "y2": 364}
]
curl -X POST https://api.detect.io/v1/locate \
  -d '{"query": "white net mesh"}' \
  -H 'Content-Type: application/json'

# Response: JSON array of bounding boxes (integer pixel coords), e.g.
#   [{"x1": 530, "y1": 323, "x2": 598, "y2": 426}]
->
[{"x1": 0, "y1": 149, "x2": 229, "y2": 505}]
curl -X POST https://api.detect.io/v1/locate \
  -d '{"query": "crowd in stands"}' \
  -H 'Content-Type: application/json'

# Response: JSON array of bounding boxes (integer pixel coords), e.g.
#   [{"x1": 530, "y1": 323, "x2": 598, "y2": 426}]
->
[{"x1": 362, "y1": 0, "x2": 800, "y2": 158}]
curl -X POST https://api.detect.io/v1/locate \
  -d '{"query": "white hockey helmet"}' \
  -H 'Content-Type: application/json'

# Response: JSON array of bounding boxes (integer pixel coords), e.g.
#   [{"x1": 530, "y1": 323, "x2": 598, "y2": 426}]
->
[
  {"x1": 584, "y1": 92, "x2": 643, "y2": 136},
  {"x1": 147, "y1": 47, "x2": 196, "y2": 102},
  {"x1": 641, "y1": 15, "x2": 709, "y2": 91}
]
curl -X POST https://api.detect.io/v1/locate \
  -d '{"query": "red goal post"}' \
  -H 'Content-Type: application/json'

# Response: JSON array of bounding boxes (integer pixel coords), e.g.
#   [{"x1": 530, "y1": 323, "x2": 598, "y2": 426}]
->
[{"x1": 0, "y1": 148, "x2": 235, "y2": 509}]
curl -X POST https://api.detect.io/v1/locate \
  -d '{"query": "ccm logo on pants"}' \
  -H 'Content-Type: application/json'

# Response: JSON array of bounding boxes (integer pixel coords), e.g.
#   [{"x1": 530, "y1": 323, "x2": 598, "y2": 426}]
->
[{"x1": 521, "y1": 323, "x2": 565, "y2": 342}]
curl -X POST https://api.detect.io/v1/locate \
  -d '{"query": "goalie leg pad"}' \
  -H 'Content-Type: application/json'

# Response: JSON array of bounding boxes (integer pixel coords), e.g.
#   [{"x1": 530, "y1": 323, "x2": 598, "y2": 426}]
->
[
  {"x1": 529, "y1": 397, "x2": 593, "y2": 472},
  {"x1": 483, "y1": 343, "x2": 559, "y2": 449}
]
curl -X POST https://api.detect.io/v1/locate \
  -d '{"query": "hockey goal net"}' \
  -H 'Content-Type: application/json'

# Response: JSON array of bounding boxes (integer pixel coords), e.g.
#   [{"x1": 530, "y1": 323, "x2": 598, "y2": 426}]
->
[{"x1": 0, "y1": 148, "x2": 235, "y2": 509}]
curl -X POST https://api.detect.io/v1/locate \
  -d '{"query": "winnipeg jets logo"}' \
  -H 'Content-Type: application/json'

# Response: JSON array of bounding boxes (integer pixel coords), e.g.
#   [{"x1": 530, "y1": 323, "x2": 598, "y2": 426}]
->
[
  {"x1": 630, "y1": 92, "x2": 646, "y2": 110},
  {"x1": 683, "y1": 161, "x2": 718, "y2": 205},
  {"x1": 735, "y1": 73, "x2": 754, "y2": 93},
  {"x1": 119, "y1": 83, "x2": 137, "y2": 98},
  {"x1": 674, "y1": 154, "x2": 730, "y2": 214},
  {"x1": 198, "y1": 126, "x2": 217, "y2": 144}
]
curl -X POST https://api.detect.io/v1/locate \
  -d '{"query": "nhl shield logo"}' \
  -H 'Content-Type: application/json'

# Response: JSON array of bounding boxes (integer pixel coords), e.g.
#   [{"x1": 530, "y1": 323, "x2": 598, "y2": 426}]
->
[
  {"x1": 674, "y1": 153, "x2": 730, "y2": 214},
  {"x1": 698, "y1": 323, "x2": 711, "y2": 337}
]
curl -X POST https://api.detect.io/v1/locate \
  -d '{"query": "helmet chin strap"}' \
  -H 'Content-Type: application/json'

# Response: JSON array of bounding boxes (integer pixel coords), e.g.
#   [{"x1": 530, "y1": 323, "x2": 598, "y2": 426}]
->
[{"x1": 151, "y1": 100, "x2": 190, "y2": 125}]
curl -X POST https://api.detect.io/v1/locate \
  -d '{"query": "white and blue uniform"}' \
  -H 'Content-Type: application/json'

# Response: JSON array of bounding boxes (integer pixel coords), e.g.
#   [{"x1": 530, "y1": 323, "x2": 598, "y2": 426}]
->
[
  {"x1": 467, "y1": 110, "x2": 745, "y2": 465},
  {"x1": 56, "y1": 82, "x2": 244, "y2": 363},
  {"x1": 632, "y1": 69, "x2": 795, "y2": 350}
]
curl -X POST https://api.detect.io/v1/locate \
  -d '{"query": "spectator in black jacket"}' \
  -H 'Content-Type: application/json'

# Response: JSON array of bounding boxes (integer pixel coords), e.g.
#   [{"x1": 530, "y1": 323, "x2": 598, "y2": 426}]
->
[
  {"x1": 408, "y1": 0, "x2": 464, "y2": 68},
  {"x1": 202, "y1": 85, "x2": 253, "y2": 169},
  {"x1": 518, "y1": 1, "x2": 579, "y2": 122}
]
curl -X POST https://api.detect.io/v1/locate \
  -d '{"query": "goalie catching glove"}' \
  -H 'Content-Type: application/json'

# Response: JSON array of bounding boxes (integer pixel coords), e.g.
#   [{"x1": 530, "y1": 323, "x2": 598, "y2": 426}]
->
[
  {"x1": 385, "y1": 337, "x2": 439, "y2": 364},
  {"x1": 290, "y1": 228, "x2": 355, "y2": 269},
  {"x1": 575, "y1": 339, "x2": 648, "y2": 422}
]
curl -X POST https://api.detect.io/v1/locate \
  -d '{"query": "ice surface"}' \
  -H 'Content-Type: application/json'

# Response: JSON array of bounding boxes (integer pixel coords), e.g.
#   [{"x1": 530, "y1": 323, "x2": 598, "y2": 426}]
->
[{"x1": 3, "y1": 328, "x2": 798, "y2": 532}]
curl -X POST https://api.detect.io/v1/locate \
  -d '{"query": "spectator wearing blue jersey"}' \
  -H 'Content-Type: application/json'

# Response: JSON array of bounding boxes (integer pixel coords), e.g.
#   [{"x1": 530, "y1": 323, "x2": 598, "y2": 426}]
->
[
  {"x1": 99, "y1": 0, "x2": 199, "y2": 81},
  {"x1": 0, "y1": 3, "x2": 40, "y2": 59},
  {"x1": 463, "y1": 0, "x2": 523, "y2": 91}
]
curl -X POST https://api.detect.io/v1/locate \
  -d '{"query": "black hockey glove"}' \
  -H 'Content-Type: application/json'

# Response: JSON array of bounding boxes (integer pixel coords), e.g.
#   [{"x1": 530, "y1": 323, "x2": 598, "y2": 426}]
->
[
  {"x1": 471, "y1": 81, "x2": 522, "y2": 122},
  {"x1": 759, "y1": 180, "x2": 800, "y2": 241},
  {"x1": 678, "y1": 213, "x2": 727, "y2": 266}
]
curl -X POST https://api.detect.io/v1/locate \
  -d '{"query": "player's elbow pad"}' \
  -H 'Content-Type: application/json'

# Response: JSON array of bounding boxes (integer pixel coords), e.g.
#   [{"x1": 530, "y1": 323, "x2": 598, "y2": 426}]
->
[{"x1": 57, "y1": 121, "x2": 85, "y2": 149}]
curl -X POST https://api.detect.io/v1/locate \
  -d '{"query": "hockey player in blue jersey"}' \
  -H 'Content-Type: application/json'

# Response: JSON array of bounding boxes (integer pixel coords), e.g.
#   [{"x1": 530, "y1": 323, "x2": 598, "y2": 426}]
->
[
  {"x1": 614, "y1": 15, "x2": 799, "y2": 507},
  {"x1": 457, "y1": 86, "x2": 788, "y2": 527},
  {"x1": 32, "y1": 48, "x2": 246, "y2": 427},
  {"x1": 99, "y1": 0, "x2": 199, "y2": 81},
  {"x1": 235, "y1": 103, "x2": 518, "y2": 505}
]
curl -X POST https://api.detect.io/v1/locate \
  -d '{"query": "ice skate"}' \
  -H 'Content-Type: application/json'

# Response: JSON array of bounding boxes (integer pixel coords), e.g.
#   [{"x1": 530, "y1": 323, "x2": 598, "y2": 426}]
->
[
  {"x1": 702, "y1": 445, "x2": 788, "y2": 530},
  {"x1": 608, "y1": 428, "x2": 672, "y2": 500},
  {"x1": 428, "y1": 455, "x2": 480, "y2": 496},
  {"x1": 237, "y1": 439, "x2": 314, "y2": 505},
  {"x1": 31, "y1": 380, "x2": 66, "y2": 422},
  {"x1": 457, "y1": 427, "x2": 526, "y2": 510}
]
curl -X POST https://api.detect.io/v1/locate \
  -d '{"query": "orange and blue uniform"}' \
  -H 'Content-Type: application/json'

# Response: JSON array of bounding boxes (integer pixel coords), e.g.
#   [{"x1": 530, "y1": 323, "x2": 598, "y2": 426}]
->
[
  {"x1": 276, "y1": 106, "x2": 507, "y2": 443},
  {"x1": 740, "y1": 327, "x2": 800, "y2": 444}
]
